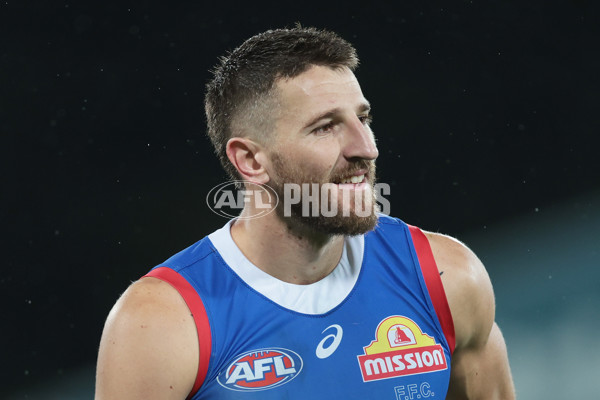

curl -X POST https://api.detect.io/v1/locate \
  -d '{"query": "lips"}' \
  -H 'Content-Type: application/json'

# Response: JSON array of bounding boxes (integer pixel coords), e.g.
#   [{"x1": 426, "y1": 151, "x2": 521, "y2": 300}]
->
[
  {"x1": 334, "y1": 166, "x2": 370, "y2": 185},
  {"x1": 338, "y1": 174, "x2": 366, "y2": 184}
]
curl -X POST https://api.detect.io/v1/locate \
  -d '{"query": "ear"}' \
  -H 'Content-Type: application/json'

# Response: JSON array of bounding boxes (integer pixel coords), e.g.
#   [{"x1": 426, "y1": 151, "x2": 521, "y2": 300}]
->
[{"x1": 226, "y1": 137, "x2": 270, "y2": 184}]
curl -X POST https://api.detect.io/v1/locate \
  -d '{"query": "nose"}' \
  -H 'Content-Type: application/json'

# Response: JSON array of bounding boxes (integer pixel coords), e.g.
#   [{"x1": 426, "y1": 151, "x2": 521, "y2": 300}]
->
[{"x1": 342, "y1": 116, "x2": 379, "y2": 161}]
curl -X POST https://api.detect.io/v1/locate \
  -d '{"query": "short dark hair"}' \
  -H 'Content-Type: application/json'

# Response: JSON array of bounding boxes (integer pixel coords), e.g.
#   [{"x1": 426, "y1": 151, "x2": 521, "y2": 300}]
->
[{"x1": 205, "y1": 26, "x2": 359, "y2": 180}]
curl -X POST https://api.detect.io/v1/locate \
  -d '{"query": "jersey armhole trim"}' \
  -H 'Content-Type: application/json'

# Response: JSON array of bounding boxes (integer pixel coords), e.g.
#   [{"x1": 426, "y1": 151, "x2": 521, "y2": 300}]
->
[
  {"x1": 408, "y1": 225, "x2": 456, "y2": 355},
  {"x1": 144, "y1": 266, "x2": 211, "y2": 399}
]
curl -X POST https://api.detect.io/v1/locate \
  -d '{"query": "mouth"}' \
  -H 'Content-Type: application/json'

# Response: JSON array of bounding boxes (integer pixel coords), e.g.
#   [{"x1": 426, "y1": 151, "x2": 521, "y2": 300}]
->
[
  {"x1": 337, "y1": 174, "x2": 366, "y2": 184},
  {"x1": 334, "y1": 170, "x2": 368, "y2": 188}
]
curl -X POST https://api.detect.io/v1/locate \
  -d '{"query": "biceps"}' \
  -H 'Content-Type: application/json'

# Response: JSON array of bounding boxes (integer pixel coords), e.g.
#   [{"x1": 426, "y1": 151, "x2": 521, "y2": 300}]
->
[
  {"x1": 94, "y1": 283, "x2": 199, "y2": 400},
  {"x1": 95, "y1": 317, "x2": 193, "y2": 400},
  {"x1": 446, "y1": 323, "x2": 515, "y2": 400}
]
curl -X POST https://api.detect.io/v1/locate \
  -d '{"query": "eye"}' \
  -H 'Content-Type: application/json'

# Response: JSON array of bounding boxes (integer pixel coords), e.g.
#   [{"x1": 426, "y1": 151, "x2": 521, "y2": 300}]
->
[
  {"x1": 358, "y1": 114, "x2": 373, "y2": 126},
  {"x1": 313, "y1": 121, "x2": 335, "y2": 135}
]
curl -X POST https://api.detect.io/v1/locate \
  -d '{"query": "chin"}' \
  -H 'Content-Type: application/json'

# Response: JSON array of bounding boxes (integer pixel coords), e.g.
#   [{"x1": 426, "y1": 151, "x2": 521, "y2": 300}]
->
[{"x1": 280, "y1": 207, "x2": 380, "y2": 236}]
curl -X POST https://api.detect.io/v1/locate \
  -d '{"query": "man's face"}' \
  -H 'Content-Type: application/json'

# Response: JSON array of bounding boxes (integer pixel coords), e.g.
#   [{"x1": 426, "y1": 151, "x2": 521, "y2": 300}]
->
[{"x1": 266, "y1": 65, "x2": 380, "y2": 235}]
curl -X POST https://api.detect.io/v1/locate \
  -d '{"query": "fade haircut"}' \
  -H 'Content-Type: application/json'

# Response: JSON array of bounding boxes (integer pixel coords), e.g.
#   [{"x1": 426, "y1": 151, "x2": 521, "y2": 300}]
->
[{"x1": 205, "y1": 26, "x2": 359, "y2": 180}]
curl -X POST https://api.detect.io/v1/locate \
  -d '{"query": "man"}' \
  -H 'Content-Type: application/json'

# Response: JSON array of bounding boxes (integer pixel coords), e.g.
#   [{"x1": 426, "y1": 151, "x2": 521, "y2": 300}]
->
[{"x1": 96, "y1": 27, "x2": 515, "y2": 399}]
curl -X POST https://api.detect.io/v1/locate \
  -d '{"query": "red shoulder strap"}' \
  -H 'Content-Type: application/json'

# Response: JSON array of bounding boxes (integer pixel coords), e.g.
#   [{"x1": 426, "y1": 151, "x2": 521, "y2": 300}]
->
[
  {"x1": 144, "y1": 267, "x2": 211, "y2": 399},
  {"x1": 408, "y1": 225, "x2": 456, "y2": 355}
]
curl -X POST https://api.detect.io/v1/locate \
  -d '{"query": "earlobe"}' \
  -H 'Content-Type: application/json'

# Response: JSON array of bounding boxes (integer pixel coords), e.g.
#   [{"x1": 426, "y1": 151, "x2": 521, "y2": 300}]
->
[{"x1": 226, "y1": 137, "x2": 270, "y2": 184}]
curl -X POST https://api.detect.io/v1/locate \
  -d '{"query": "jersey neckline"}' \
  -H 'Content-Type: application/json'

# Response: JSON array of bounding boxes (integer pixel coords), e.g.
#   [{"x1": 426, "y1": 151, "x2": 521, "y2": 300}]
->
[{"x1": 207, "y1": 219, "x2": 365, "y2": 315}]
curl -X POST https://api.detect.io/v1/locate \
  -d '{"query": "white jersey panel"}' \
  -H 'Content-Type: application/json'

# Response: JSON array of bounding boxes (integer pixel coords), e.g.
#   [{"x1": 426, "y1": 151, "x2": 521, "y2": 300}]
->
[{"x1": 208, "y1": 219, "x2": 364, "y2": 315}]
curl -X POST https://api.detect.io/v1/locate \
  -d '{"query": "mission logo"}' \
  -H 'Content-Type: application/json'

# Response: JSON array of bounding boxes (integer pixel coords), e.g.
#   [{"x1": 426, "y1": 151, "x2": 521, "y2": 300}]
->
[
  {"x1": 217, "y1": 348, "x2": 303, "y2": 391},
  {"x1": 357, "y1": 316, "x2": 448, "y2": 382}
]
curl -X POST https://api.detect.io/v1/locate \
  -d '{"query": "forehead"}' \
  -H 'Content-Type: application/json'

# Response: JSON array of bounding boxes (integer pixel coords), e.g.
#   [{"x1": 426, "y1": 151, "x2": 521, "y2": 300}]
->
[{"x1": 274, "y1": 65, "x2": 366, "y2": 120}]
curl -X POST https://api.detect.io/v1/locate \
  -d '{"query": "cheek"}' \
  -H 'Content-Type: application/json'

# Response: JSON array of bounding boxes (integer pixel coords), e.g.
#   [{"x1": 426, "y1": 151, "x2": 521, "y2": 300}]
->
[
  {"x1": 301, "y1": 156, "x2": 336, "y2": 178},
  {"x1": 304, "y1": 145, "x2": 340, "y2": 170},
  {"x1": 275, "y1": 139, "x2": 342, "y2": 179}
]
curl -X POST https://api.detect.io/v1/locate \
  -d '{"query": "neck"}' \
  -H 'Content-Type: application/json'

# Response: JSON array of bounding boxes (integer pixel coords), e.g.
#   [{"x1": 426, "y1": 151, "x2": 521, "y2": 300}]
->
[{"x1": 230, "y1": 207, "x2": 345, "y2": 285}]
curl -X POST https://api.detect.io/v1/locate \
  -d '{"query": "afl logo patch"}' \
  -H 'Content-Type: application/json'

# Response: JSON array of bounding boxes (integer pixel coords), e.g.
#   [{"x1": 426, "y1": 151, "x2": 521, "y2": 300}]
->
[{"x1": 217, "y1": 348, "x2": 303, "y2": 391}]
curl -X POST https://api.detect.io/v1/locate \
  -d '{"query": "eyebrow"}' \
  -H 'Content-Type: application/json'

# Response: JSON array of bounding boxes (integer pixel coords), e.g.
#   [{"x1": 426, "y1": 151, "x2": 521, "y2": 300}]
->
[{"x1": 302, "y1": 101, "x2": 371, "y2": 130}]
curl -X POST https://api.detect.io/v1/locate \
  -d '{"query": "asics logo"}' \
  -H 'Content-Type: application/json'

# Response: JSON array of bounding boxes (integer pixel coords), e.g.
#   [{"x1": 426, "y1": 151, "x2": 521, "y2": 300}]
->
[{"x1": 316, "y1": 324, "x2": 343, "y2": 359}]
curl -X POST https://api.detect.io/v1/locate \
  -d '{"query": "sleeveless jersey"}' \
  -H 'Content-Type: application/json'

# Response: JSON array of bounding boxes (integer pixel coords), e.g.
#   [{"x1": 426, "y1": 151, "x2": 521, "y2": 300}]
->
[{"x1": 144, "y1": 215, "x2": 455, "y2": 400}]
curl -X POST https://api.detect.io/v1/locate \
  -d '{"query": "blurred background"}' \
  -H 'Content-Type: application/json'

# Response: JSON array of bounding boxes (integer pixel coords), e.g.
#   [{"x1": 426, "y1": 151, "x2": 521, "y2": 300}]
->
[{"x1": 2, "y1": 1, "x2": 598, "y2": 398}]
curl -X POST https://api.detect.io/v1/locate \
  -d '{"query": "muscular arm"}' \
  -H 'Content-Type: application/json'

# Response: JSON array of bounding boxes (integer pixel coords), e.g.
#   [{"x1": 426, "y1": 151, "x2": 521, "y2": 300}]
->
[
  {"x1": 95, "y1": 277, "x2": 199, "y2": 400},
  {"x1": 425, "y1": 232, "x2": 515, "y2": 399}
]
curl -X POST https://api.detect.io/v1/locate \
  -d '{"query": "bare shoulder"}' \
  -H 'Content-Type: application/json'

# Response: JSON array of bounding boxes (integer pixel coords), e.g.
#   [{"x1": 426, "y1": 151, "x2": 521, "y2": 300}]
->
[
  {"x1": 422, "y1": 231, "x2": 515, "y2": 399},
  {"x1": 422, "y1": 231, "x2": 495, "y2": 349},
  {"x1": 95, "y1": 277, "x2": 198, "y2": 400}
]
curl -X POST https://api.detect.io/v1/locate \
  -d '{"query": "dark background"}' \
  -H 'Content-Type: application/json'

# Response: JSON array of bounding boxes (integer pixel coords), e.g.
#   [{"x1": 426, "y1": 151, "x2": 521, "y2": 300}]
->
[{"x1": 2, "y1": 1, "x2": 598, "y2": 396}]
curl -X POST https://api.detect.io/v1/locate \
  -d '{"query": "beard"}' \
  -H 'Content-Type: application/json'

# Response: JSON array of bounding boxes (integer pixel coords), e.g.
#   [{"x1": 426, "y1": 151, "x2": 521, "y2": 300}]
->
[{"x1": 268, "y1": 153, "x2": 379, "y2": 236}]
